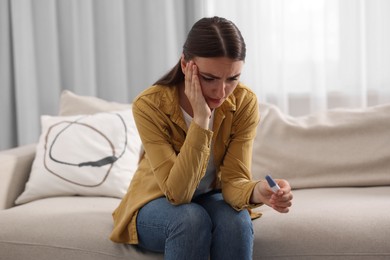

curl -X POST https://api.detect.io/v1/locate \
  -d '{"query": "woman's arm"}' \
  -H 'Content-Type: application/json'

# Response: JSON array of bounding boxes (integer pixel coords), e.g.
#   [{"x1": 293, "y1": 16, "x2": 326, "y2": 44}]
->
[
  {"x1": 220, "y1": 93, "x2": 293, "y2": 213},
  {"x1": 132, "y1": 99, "x2": 212, "y2": 205},
  {"x1": 220, "y1": 91, "x2": 261, "y2": 210}
]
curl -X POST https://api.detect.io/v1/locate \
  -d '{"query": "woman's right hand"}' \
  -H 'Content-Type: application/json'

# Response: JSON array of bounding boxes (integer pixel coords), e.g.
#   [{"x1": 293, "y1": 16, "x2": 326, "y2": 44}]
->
[
  {"x1": 184, "y1": 61, "x2": 211, "y2": 129},
  {"x1": 251, "y1": 179, "x2": 293, "y2": 213}
]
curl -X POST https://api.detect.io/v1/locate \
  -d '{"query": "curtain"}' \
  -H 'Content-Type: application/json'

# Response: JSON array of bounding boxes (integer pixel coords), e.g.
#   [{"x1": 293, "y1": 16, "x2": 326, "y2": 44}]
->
[
  {"x1": 1, "y1": 0, "x2": 390, "y2": 150},
  {"x1": 0, "y1": 0, "x2": 17, "y2": 149},
  {"x1": 1, "y1": 0, "x2": 199, "y2": 150},
  {"x1": 203, "y1": 0, "x2": 390, "y2": 115}
]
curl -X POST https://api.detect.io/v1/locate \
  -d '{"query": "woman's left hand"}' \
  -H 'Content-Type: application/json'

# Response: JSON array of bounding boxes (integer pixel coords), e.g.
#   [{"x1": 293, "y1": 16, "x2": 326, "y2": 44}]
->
[{"x1": 251, "y1": 179, "x2": 293, "y2": 213}]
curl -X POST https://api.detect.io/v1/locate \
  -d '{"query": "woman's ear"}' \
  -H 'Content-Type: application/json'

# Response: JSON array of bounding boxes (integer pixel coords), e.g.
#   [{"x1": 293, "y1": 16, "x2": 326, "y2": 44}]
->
[{"x1": 180, "y1": 54, "x2": 187, "y2": 74}]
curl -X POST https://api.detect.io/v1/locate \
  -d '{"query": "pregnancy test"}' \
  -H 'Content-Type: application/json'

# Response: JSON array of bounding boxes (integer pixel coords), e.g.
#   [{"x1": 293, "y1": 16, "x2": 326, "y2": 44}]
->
[{"x1": 265, "y1": 174, "x2": 280, "y2": 193}]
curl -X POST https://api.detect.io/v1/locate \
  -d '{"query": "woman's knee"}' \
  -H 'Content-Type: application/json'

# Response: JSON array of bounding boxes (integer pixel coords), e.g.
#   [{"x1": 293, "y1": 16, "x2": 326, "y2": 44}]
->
[
  {"x1": 163, "y1": 203, "x2": 212, "y2": 259},
  {"x1": 211, "y1": 210, "x2": 253, "y2": 260},
  {"x1": 215, "y1": 208, "x2": 253, "y2": 238},
  {"x1": 137, "y1": 199, "x2": 213, "y2": 254},
  {"x1": 167, "y1": 203, "x2": 212, "y2": 236}
]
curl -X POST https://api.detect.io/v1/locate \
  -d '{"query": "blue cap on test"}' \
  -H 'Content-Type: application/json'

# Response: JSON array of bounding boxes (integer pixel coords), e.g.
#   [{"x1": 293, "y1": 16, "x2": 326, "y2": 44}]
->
[{"x1": 265, "y1": 174, "x2": 280, "y2": 193}]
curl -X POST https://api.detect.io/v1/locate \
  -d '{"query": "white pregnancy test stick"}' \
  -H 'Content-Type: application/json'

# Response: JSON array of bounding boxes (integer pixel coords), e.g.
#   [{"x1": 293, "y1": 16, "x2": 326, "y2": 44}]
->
[{"x1": 265, "y1": 174, "x2": 280, "y2": 193}]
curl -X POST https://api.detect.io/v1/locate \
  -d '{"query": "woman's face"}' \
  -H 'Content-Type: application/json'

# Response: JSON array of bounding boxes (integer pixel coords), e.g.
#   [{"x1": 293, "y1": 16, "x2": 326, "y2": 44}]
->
[{"x1": 192, "y1": 57, "x2": 244, "y2": 109}]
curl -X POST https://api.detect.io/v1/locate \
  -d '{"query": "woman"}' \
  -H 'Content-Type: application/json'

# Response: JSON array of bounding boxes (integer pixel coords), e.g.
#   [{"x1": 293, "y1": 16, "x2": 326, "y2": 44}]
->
[{"x1": 110, "y1": 16, "x2": 293, "y2": 259}]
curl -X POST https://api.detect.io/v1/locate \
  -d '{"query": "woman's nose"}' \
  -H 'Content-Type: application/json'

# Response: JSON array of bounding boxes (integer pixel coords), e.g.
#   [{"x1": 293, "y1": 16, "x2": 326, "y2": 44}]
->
[{"x1": 216, "y1": 82, "x2": 226, "y2": 98}]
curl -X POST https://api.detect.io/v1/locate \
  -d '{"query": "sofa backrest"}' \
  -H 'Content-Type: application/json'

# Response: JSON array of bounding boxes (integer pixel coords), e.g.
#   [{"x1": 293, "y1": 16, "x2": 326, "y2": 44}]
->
[
  {"x1": 60, "y1": 90, "x2": 390, "y2": 190},
  {"x1": 252, "y1": 103, "x2": 390, "y2": 189}
]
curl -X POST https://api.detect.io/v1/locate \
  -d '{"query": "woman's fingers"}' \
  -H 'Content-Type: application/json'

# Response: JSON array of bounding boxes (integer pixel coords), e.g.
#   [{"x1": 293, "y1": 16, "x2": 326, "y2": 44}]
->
[
  {"x1": 270, "y1": 191, "x2": 293, "y2": 210},
  {"x1": 184, "y1": 62, "x2": 199, "y2": 100},
  {"x1": 184, "y1": 61, "x2": 193, "y2": 94}
]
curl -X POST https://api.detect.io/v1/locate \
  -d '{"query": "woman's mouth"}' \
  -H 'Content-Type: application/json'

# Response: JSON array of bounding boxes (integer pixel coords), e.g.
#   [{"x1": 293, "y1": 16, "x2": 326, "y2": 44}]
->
[{"x1": 207, "y1": 97, "x2": 224, "y2": 105}]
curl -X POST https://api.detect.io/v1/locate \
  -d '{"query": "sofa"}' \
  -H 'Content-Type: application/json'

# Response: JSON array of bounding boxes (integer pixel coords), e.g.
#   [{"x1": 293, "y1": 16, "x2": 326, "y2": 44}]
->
[{"x1": 1, "y1": 90, "x2": 390, "y2": 260}]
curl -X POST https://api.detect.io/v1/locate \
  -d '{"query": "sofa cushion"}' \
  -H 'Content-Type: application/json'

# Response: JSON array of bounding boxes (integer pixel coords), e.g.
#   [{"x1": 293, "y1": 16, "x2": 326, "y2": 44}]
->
[
  {"x1": 252, "y1": 103, "x2": 390, "y2": 189},
  {"x1": 59, "y1": 90, "x2": 130, "y2": 116},
  {"x1": 0, "y1": 144, "x2": 36, "y2": 209},
  {"x1": 15, "y1": 109, "x2": 142, "y2": 204},
  {"x1": 0, "y1": 197, "x2": 163, "y2": 260},
  {"x1": 253, "y1": 186, "x2": 390, "y2": 259},
  {"x1": 1, "y1": 189, "x2": 389, "y2": 259}
]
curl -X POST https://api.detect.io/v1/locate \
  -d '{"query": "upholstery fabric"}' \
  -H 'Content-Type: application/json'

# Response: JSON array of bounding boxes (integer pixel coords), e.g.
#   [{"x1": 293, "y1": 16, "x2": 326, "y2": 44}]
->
[
  {"x1": 252, "y1": 103, "x2": 390, "y2": 188},
  {"x1": 1, "y1": 189, "x2": 389, "y2": 260},
  {"x1": 0, "y1": 197, "x2": 163, "y2": 260},
  {"x1": 0, "y1": 144, "x2": 36, "y2": 209},
  {"x1": 252, "y1": 187, "x2": 390, "y2": 259}
]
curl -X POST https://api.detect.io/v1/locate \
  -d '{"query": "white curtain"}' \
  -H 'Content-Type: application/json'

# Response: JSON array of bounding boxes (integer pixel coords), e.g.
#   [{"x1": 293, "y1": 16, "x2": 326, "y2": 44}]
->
[
  {"x1": 0, "y1": 0, "x2": 16, "y2": 149},
  {"x1": 1, "y1": 0, "x2": 390, "y2": 150},
  {"x1": 204, "y1": 0, "x2": 390, "y2": 115},
  {"x1": 1, "y1": 0, "x2": 193, "y2": 149}
]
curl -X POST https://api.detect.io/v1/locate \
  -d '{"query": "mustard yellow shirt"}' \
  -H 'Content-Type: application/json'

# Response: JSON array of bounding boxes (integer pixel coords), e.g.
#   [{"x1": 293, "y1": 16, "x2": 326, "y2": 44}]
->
[{"x1": 110, "y1": 83, "x2": 262, "y2": 244}]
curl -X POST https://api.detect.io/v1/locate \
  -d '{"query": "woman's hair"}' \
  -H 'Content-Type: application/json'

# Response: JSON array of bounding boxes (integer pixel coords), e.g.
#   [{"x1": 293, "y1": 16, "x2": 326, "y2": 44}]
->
[{"x1": 154, "y1": 16, "x2": 246, "y2": 86}]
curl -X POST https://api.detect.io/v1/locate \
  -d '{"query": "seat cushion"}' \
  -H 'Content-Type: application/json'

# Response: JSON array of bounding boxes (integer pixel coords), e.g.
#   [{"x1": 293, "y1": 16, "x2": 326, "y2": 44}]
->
[
  {"x1": 253, "y1": 186, "x2": 390, "y2": 259},
  {"x1": 1, "y1": 188, "x2": 389, "y2": 259},
  {"x1": 0, "y1": 197, "x2": 163, "y2": 260}
]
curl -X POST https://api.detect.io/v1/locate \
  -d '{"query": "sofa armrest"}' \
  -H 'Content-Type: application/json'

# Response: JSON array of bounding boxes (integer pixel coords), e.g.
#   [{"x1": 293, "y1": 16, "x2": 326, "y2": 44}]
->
[{"x1": 0, "y1": 144, "x2": 36, "y2": 209}]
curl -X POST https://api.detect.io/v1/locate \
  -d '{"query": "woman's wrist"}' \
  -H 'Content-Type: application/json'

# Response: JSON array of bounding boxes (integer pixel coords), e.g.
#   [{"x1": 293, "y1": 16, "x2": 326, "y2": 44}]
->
[
  {"x1": 193, "y1": 116, "x2": 210, "y2": 130},
  {"x1": 250, "y1": 181, "x2": 265, "y2": 204}
]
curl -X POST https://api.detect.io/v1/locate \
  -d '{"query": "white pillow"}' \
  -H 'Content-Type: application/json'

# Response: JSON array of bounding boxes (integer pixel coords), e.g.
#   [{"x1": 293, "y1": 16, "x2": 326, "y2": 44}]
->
[
  {"x1": 15, "y1": 109, "x2": 142, "y2": 204},
  {"x1": 59, "y1": 90, "x2": 130, "y2": 116}
]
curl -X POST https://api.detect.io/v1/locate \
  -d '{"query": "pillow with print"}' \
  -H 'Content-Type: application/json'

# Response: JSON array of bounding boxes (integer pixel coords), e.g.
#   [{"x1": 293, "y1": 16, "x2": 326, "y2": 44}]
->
[{"x1": 15, "y1": 109, "x2": 141, "y2": 204}]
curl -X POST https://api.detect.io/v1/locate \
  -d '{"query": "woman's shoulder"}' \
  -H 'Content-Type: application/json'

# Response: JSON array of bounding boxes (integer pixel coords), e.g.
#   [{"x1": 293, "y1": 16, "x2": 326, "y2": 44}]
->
[
  {"x1": 132, "y1": 85, "x2": 178, "y2": 117},
  {"x1": 234, "y1": 82, "x2": 256, "y2": 96},
  {"x1": 231, "y1": 82, "x2": 258, "y2": 107},
  {"x1": 230, "y1": 83, "x2": 259, "y2": 126},
  {"x1": 133, "y1": 84, "x2": 176, "y2": 105}
]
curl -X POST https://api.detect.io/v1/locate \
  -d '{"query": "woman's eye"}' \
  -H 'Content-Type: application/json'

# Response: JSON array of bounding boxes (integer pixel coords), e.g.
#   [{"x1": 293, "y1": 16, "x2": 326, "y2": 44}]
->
[
  {"x1": 228, "y1": 77, "x2": 238, "y2": 82},
  {"x1": 201, "y1": 76, "x2": 214, "y2": 82}
]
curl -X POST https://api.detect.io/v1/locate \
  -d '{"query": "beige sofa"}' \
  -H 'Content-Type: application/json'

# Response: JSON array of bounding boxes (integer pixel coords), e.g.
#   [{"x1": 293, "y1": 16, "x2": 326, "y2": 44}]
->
[{"x1": 1, "y1": 90, "x2": 390, "y2": 260}]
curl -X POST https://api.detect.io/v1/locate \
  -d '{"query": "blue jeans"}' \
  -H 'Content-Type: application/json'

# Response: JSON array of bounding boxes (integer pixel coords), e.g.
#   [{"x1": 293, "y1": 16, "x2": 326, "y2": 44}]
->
[{"x1": 136, "y1": 191, "x2": 254, "y2": 260}]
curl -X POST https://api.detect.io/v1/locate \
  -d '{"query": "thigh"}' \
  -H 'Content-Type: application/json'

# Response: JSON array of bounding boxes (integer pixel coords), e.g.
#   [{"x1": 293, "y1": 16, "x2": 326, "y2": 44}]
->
[
  {"x1": 136, "y1": 197, "x2": 171, "y2": 253},
  {"x1": 136, "y1": 197, "x2": 212, "y2": 254},
  {"x1": 194, "y1": 191, "x2": 253, "y2": 260},
  {"x1": 194, "y1": 191, "x2": 250, "y2": 224}
]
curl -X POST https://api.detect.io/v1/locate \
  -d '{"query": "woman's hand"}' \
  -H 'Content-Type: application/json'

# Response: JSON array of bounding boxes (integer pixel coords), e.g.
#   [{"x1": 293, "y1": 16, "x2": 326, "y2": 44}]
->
[
  {"x1": 184, "y1": 61, "x2": 211, "y2": 129},
  {"x1": 251, "y1": 179, "x2": 293, "y2": 213}
]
